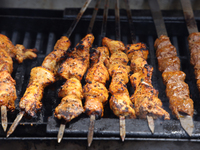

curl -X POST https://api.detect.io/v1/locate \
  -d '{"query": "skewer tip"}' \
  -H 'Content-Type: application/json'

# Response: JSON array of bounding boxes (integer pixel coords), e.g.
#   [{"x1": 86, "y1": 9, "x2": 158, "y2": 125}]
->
[
  {"x1": 179, "y1": 114, "x2": 194, "y2": 136},
  {"x1": 147, "y1": 115, "x2": 154, "y2": 133},
  {"x1": 87, "y1": 115, "x2": 95, "y2": 147},
  {"x1": 1, "y1": 106, "x2": 7, "y2": 132},
  {"x1": 119, "y1": 116, "x2": 126, "y2": 142},
  {"x1": 6, "y1": 111, "x2": 24, "y2": 138},
  {"x1": 57, "y1": 123, "x2": 66, "y2": 143}
]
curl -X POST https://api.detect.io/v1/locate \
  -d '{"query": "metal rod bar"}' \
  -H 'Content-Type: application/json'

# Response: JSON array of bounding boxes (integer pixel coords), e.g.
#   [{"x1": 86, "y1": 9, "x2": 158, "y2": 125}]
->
[
  {"x1": 148, "y1": 0, "x2": 168, "y2": 37},
  {"x1": 87, "y1": 0, "x2": 102, "y2": 34},
  {"x1": 115, "y1": 0, "x2": 121, "y2": 41},
  {"x1": 180, "y1": 0, "x2": 198, "y2": 34},
  {"x1": 99, "y1": 0, "x2": 109, "y2": 46},
  {"x1": 66, "y1": 0, "x2": 92, "y2": 38},
  {"x1": 124, "y1": 0, "x2": 137, "y2": 44}
]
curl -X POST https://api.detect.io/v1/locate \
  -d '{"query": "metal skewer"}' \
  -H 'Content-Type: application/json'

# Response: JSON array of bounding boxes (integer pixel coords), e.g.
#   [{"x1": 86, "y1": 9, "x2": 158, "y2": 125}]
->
[
  {"x1": 99, "y1": 0, "x2": 109, "y2": 46},
  {"x1": 57, "y1": 0, "x2": 93, "y2": 143},
  {"x1": 1, "y1": 106, "x2": 7, "y2": 131},
  {"x1": 88, "y1": 114, "x2": 95, "y2": 147},
  {"x1": 7, "y1": 0, "x2": 92, "y2": 138},
  {"x1": 115, "y1": 0, "x2": 127, "y2": 141},
  {"x1": 124, "y1": 0, "x2": 155, "y2": 133},
  {"x1": 115, "y1": 0, "x2": 121, "y2": 41},
  {"x1": 148, "y1": 0, "x2": 194, "y2": 136},
  {"x1": 179, "y1": 0, "x2": 198, "y2": 136},
  {"x1": 7, "y1": 111, "x2": 24, "y2": 137},
  {"x1": 87, "y1": 0, "x2": 108, "y2": 147},
  {"x1": 66, "y1": 0, "x2": 92, "y2": 37},
  {"x1": 87, "y1": 0, "x2": 102, "y2": 34},
  {"x1": 180, "y1": 0, "x2": 198, "y2": 34}
]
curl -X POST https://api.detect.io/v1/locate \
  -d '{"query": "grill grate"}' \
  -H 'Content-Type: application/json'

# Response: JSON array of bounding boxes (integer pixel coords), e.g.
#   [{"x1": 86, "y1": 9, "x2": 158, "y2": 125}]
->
[{"x1": 0, "y1": 8, "x2": 200, "y2": 140}]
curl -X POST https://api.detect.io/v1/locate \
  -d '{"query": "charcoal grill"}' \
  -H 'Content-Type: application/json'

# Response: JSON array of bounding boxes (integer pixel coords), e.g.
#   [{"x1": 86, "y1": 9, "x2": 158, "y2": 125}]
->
[{"x1": 0, "y1": 7, "x2": 200, "y2": 141}]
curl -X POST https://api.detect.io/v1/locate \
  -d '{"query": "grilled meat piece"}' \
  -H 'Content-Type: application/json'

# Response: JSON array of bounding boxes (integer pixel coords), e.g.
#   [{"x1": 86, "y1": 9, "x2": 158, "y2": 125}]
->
[
  {"x1": 0, "y1": 34, "x2": 37, "y2": 63},
  {"x1": 54, "y1": 95, "x2": 84, "y2": 122},
  {"x1": 110, "y1": 93, "x2": 136, "y2": 118},
  {"x1": 131, "y1": 82, "x2": 170, "y2": 120},
  {"x1": 126, "y1": 43, "x2": 149, "y2": 60},
  {"x1": 102, "y1": 37, "x2": 125, "y2": 54},
  {"x1": 85, "y1": 62, "x2": 109, "y2": 85},
  {"x1": 42, "y1": 36, "x2": 71, "y2": 74},
  {"x1": 84, "y1": 82, "x2": 108, "y2": 117},
  {"x1": 0, "y1": 49, "x2": 13, "y2": 74},
  {"x1": 90, "y1": 47, "x2": 109, "y2": 67},
  {"x1": 0, "y1": 71, "x2": 17, "y2": 111},
  {"x1": 58, "y1": 77, "x2": 83, "y2": 100},
  {"x1": 155, "y1": 35, "x2": 194, "y2": 118},
  {"x1": 19, "y1": 67, "x2": 55, "y2": 116}
]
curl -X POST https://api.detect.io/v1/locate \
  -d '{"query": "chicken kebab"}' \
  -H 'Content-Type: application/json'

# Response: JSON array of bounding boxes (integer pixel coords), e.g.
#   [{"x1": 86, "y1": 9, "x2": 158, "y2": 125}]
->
[
  {"x1": 54, "y1": 34, "x2": 94, "y2": 143},
  {"x1": 126, "y1": 43, "x2": 170, "y2": 126},
  {"x1": 0, "y1": 34, "x2": 38, "y2": 131},
  {"x1": 83, "y1": 46, "x2": 109, "y2": 146},
  {"x1": 7, "y1": 35, "x2": 71, "y2": 137},
  {"x1": 102, "y1": 37, "x2": 136, "y2": 141}
]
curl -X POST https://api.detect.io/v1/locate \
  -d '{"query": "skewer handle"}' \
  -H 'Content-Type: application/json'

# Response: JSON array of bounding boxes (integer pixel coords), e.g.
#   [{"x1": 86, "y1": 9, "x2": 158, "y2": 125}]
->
[
  {"x1": 124, "y1": 0, "x2": 137, "y2": 44},
  {"x1": 148, "y1": 0, "x2": 168, "y2": 37},
  {"x1": 180, "y1": 0, "x2": 198, "y2": 34},
  {"x1": 87, "y1": 0, "x2": 102, "y2": 34},
  {"x1": 88, "y1": 114, "x2": 95, "y2": 147},
  {"x1": 1, "y1": 106, "x2": 7, "y2": 132},
  {"x1": 7, "y1": 111, "x2": 24, "y2": 137},
  {"x1": 115, "y1": 0, "x2": 121, "y2": 41},
  {"x1": 120, "y1": 116, "x2": 126, "y2": 141},
  {"x1": 66, "y1": 0, "x2": 92, "y2": 38}
]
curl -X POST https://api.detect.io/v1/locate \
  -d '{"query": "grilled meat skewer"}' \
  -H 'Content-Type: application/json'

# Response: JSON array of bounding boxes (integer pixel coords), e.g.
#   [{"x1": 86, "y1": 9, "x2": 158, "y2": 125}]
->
[
  {"x1": 54, "y1": 34, "x2": 94, "y2": 143},
  {"x1": 126, "y1": 43, "x2": 170, "y2": 121},
  {"x1": 83, "y1": 46, "x2": 109, "y2": 146},
  {"x1": 7, "y1": 36, "x2": 71, "y2": 137},
  {"x1": 154, "y1": 35, "x2": 194, "y2": 119},
  {"x1": 102, "y1": 37, "x2": 136, "y2": 141},
  {"x1": 0, "y1": 33, "x2": 38, "y2": 131}
]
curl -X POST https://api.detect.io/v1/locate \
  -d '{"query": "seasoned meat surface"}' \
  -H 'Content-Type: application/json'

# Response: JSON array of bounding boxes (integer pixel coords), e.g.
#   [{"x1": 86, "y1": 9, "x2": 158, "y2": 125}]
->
[
  {"x1": 0, "y1": 34, "x2": 37, "y2": 63},
  {"x1": 155, "y1": 35, "x2": 194, "y2": 118}
]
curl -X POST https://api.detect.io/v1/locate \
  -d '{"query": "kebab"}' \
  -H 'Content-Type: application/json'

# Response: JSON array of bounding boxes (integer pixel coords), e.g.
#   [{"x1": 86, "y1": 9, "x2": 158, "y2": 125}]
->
[
  {"x1": 180, "y1": 1, "x2": 200, "y2": 92},
  {"x1": 6, "y1": 0, "x2": 92, "y2": 137},
  {"x1": 82, "y1": 0, "x2": 110, "y2": 146},
  {"x1": 84, "y1": 46, "x2": 109, "y2": 147},
  {"x1": 148, "y1": 0, "x2": 194, "y2": 136},
  {"x1": 102, "y1": 37, "x2": 136, "y2": 141},
  {"x1": 54, "y1": 34, "x2": 94, "y2": 143},
  {"x1": 124, "y1": 0, "x2": 170, "y2": 133},
  {"x1": 0, "y1": 34, "x2": 38, "y2": 131}
]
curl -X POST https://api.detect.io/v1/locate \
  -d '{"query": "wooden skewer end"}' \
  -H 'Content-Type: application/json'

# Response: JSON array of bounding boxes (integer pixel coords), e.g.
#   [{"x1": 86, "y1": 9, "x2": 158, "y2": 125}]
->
[
  {"x1": 147, "y1": 115, "x2": 154, "y2": 133},
  {"x1": 1, "y1": 106, "x2": 7, "y2": 132},
  {"x1": 120, "y1": 116, "x2": 126, "y2": 142},
  {"x1": 57, "y1": 123, "x2": 66, "y2": 143},
  {"x1": 88, "y1": 114, "x2": 95, "y2": 147}
]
